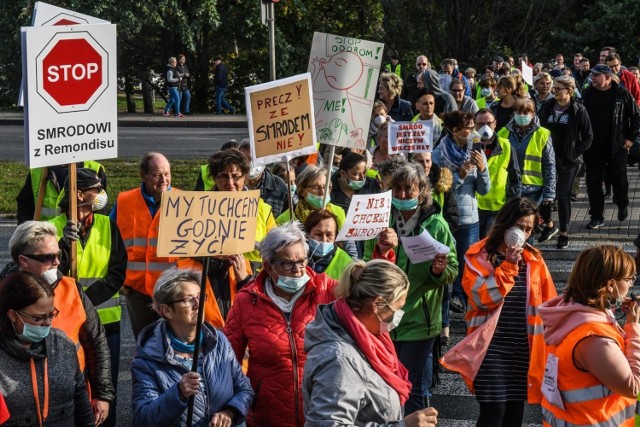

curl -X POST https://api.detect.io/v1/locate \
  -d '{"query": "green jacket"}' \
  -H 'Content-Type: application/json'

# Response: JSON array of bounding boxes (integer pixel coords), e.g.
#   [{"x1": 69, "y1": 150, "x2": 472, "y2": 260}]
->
[{"x1": 364, "y1": 203, "x2": 458, "y2": 341}]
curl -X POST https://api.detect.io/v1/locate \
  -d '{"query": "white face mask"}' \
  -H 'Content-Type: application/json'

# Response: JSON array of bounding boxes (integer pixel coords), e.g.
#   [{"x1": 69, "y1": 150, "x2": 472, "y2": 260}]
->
[
  {"x1": 373, "y1": 114, "x2": 386, "y2": 128},
  {"x1": 249, "y1": 165, "x2": 265, "y2": 180},
  {"x1": 41, "y1": 269, "x2": 60, "y2": 286},
  {"x1": 478, "y1": 124, "x2": 494, "y2": 141},
  {"x1": 378, "y1": 307, "x2": 405, "y2": 334},
  {"x1": 92, "y1": 190, "x2": 108, "y2": 211}
]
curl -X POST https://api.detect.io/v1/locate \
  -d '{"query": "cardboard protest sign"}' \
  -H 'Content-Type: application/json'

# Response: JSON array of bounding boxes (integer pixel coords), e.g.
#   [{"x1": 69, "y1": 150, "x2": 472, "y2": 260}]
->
[
  {"x1": 337, "y1": 191, "x2": 391, "y2": 241},
  {"x1": 522, "y1": 61, "x2": 533, "y2": 86},
  {"x1": 157, "y1": 190, "x2": 260, "y2": 257},
  {"x1": 400, "y1": 228, "x2": 451, "y2": 263},
  {"x1": 388, "y1": 121, "x2": 433, "y2": 154},
  {"x1": 308, "y1": 32, "x2": 384, "y2": 149},
  {"x1": 245, "y1": 73, "x2": 317, "y2": 167}
]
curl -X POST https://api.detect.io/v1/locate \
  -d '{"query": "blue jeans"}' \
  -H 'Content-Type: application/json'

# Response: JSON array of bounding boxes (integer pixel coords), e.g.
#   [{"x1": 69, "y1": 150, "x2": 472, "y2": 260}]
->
[
  {"x1": 180, "y1": 89, "x2": 191, "y2": 114},
  {"x1": 215, "y1": 87, "x2": 235, "y2": 114},
  {"x1": 394, "y1": 338, "x2": 436, "y2": 415},
  {"x1": 451, "y1": 222, "x2": 480, "y2": 302},
  {"x1": 165, "y1": 87, "x2": 181, "y2": 115}
]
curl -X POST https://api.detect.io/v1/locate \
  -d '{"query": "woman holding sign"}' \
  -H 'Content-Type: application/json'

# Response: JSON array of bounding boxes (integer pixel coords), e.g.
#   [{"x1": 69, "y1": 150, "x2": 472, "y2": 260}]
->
[
  {"x1": 537, "y1": 245, "x2": 639, "y2": 426},
  {"x1": 303, "y1": 209, "x2": 352, "y2": 281},
  {"x1": 441, "y1": 197, "x2": 556, "y2": 427},
  {"x1": 364, "y1": 162, "x2": 457, "y2": 414}
]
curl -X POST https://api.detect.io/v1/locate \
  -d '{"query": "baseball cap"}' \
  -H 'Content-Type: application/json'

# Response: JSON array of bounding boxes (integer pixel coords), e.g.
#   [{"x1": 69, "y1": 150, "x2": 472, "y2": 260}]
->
[{"x1": 590, "y1": 64, "x2": 613, "y2": 75}]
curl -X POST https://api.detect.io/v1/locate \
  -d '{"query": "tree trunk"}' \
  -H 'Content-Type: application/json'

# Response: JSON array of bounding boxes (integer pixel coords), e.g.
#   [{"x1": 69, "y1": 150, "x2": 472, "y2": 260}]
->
[{"x1": 141, "y1": 80, "x2": 155, "y2": 114}]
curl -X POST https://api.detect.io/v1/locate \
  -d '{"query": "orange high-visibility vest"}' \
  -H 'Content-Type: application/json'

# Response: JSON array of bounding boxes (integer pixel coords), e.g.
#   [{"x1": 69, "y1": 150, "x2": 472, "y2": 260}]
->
[
  {"x1": 51, "y1": 276, "x2": 87, "y2": 371},
  {"x1": 116, "y1": 188, "x2": 178, "y2": 296},
  {"x1": 177, "y1": 258, "x2": 252, "y2": 328},
  {"x1": 542, "y1": 321, "x2": 636, "y2": 426}
]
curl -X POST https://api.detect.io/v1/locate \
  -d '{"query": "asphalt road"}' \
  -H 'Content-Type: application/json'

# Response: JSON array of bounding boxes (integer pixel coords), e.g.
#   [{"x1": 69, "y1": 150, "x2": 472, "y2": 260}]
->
[{"x1": 0, "y1": 125, "x2": 249, "y2": 161}]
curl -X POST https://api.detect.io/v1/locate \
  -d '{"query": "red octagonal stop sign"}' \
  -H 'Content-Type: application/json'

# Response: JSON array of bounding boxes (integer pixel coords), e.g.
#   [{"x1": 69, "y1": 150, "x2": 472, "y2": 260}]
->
[{"x1": 36, "y1": 32, "x2": 109, "y2": 113}]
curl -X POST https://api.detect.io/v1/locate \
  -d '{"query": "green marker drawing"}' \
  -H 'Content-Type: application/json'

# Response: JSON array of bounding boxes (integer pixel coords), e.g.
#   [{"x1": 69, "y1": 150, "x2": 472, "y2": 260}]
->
[
  {"x1": 341, "y1": 98, "x2": 346, "y2": 113},
  {"x1": 364, "y1": 68, "x2": 373, "y2": 98},
  {"x1": 375, "y1": 46, "x2": 381, "y2": 59}
]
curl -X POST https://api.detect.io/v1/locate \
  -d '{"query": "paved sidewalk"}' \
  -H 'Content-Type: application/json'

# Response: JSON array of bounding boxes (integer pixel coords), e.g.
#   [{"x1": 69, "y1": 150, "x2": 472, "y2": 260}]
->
[{"x1": 0, "y1": 111, "x2": 248, "y2": 128}]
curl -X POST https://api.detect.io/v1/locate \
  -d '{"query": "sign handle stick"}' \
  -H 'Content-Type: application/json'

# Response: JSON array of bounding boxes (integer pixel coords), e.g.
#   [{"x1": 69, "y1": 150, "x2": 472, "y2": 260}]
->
[
  {"x1": 322, "y1": 145, "x2": 335, "y2": 207},
  {"x1": 69, "y1": 163, "x2": 78, "y2": 279},
  {"x1": 33, "y1": 167, "x2": 48, "y2": 220},
  {"x1": 186, "y1": 257, "x2": 210, "y2": 427},
  {"x1": 285, "y1": 157, "x2": 294, "y2": 218}
]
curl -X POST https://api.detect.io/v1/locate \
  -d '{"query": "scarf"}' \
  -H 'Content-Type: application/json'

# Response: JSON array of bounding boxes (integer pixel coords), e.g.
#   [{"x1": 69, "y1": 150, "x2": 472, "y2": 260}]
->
[
  {"x1": 333, "y1": 298, "x2": 411, "y2": 405},
  {"x1": 438, "y1": 135, "x2": 468, "y2": 173}
]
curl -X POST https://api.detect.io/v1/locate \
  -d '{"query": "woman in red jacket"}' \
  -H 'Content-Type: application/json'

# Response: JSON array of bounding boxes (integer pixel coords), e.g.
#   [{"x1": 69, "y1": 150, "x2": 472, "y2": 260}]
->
[{"x1": 223, "y1": 221, "x2": 338, "y2": 427}]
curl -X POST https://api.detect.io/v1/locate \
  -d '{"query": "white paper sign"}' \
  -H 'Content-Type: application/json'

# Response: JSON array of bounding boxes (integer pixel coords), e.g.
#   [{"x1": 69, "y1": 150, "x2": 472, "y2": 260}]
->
[
  {"x1": 388, "y1": 121, "x2": 433, "y2": 154},
  {"x1": 541, "y1": 353, "x2": 565, "y2": 410},
  {"x1": 308, "y1": 32, "x2": 384, "y2": 149},
  {"x1": 400, "y1": 228, "x2": 451, "y2": 263},
  {"x1": 336, "y1": 191, "x2": 392, "y2": 242},
  {"x1": 23, "y1": 24, "x2": 118, "y2": 168},
  {"x1": 521, "y1": 61, "x2": 533, "y2": 86}
]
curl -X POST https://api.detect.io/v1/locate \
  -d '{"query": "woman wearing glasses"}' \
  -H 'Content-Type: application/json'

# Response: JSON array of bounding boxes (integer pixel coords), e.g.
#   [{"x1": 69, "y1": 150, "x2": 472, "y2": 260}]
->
[
  {"x1": 131, "y1": 269, "x2": 253, "y2": 427},
  {"x1": 224, "y1": 222, "x2": 338, "y2": 427},
  {"x1": 539, "y1": 245, "x2": 639, "y2": 426},
  {"x1": 3, "y1": 220, "x2": 114, "y2": 425},
  {"x1": 0, "y1": 271, "x2": 94, "y2": 426}
]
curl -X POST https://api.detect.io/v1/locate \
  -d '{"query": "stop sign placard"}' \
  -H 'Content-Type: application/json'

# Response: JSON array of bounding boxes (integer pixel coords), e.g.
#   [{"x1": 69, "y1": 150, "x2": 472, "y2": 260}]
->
[{"x1": 36, "y1": 32, "x2": 108, "y2": 113}]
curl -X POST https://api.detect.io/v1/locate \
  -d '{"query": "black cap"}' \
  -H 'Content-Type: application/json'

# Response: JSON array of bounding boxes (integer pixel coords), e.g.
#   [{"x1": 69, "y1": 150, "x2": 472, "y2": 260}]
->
[
  {"x1": 493, "y1": 55, "x2": 504, "y2": 63},
  {"x1": 590, "y1": 64, "x2": 613, "y2": 75},
  {"x1": 64, "y1": 168, "x2": 101, "y2": 192}
]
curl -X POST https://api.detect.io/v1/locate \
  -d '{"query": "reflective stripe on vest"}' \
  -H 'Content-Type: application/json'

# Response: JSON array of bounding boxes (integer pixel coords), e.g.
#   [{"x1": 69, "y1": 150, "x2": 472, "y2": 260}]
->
[
  {"x1": 49, "y1": 214, "x2": 121, "y2": 325},
  {"x1": 200, "y1": 164, "x2": 215, "y2": 191},
  {"x1": 477, "y1": 137, "x2": 511, "y2": 211},
  {"x1": 51, "y1": 277, "x2": 87, "y2": 372},
  {"x1": 543, "y1": 404, "x2": 635, "y2": 426},
  {"x1": 470, "y1": 274, "x2": 502, "y2": 309},
  {"x1": 498, "y1": 127, "x2": 550, "y2": 186},
  {"x1": 117, "y1": 188, "x2": 179, "y2": 295},
  {"x1": 323, "y1": 248, "x2": 353, "y2": 281}
]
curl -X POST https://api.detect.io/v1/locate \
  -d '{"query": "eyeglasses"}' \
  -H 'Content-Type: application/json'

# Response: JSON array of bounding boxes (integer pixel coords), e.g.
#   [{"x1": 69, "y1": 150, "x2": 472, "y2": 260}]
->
[
  {"x1": 416, "y1": 63, "x2": 428, "y2": 67},
  {"x1": 18, "y1": 308, "x2": 59, "y2": 324},
  {"x1": 305, "y1": 185, "x2": 331, "y2": 193},
  {"x1": 451, "y1": 89, "x2": 464, "y2": 93},
  {"x1": 22, "y1": 251, "x2": 61, "y2": 265},
  {"x1": 608, "y1": 62, "x2": 621, "y2": 68},
  {"x1": 216, "y1": 173, "x2": 244, "y2": 182},
  {"x1": 622, "y1": 275, "x2": 637, "y2": 282},
  {"x1": 171, "y1": 294, "x2": 206, "y2": 307},
  {"x1": 476, "y1": 120, "x2": 496, "y2": 127},
  {"x1": 272, "y1": 258, "x2": 308, "y2": 272}
]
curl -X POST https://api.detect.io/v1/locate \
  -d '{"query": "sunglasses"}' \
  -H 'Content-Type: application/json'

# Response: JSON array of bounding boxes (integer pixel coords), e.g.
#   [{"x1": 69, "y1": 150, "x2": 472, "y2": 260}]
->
[{"x1": 22, "y1": 251, "x2": 62, "y2": 265}]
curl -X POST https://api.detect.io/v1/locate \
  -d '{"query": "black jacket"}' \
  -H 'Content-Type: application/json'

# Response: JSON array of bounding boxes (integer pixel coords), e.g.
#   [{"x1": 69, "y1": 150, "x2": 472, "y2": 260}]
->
[
  {"x1": 176, "y1": 63, "x2": 190, "y2": 90},
  {"x1": 539, "y1": 98, "x2": 593, "y2": 166},
  {"x1": 582, "y1": 82, "x2": 640, "y2": 153},
  {"x1": 0, "y1": 264, "x2": 115, "y2": 403}
]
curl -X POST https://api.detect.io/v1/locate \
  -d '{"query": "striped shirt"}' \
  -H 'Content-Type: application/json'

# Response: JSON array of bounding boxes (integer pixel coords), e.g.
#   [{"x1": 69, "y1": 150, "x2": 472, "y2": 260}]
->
[{"x1": 474, "y1": 254, "x2": 529, "y2": 402}]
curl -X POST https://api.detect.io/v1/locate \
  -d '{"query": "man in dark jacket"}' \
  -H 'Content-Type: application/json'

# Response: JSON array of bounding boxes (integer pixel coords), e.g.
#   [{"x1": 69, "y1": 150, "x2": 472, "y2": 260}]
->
[
  {"x1": 176, "y1": 54, "x2": 191, "y2": 115},
  {"x1": 402, "y1": 54, "x2": 430, "y2": 106},
  {"x1": 213, "y1": 56, "x2": 235, "y2": 114},
  {"x1": 582, "y1": 64, "x2": 640, "y2": 229}
]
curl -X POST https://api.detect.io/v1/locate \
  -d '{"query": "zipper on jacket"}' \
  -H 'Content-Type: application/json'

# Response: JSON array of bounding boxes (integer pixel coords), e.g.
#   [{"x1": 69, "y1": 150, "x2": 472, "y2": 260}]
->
[
  {"x1": 421, "y1": 295, "x2": 432, "y2": 336},
  {"x1": 280, "y1": 312, "x2": 301, "y2": 427}
]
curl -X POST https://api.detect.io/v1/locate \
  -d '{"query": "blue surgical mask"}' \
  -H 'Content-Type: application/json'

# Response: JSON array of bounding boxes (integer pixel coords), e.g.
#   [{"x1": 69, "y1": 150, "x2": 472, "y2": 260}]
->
[
  {"x1": 290, "y1": 184, "x2": 297, "y2": 197},
  {"x1": 480, "y1": 88, "x2": 493, "y2": 97},
  {"x1": 14, "y1": 316, "x2": 51, "y2": 343},
  {"x1": 306, "y1": 192, "x2": 329, "y2": 209},
  {"x1": 309, "y1": 238, "x2": 335, "y2": 257},
  {"x1": 514, "y1": 113, "x2": 532, "y2": 126},
  {"x1": 348, "y1": 179, "x2": 366, "y2": 190},
  {"x1": 276, "y1": 273, "x2": 310, "y2": 293},
  {"x1": 392, "y1": 196, "x2": 419, "y2": 211}
]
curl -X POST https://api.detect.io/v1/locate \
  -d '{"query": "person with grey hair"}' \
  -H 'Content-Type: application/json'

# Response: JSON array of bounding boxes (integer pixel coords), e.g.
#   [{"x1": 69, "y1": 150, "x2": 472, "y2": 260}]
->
[
  {"x1": 304, "y1": 259, "x2": 439, "y2": 426},
  {"x1": 223, "y1": 222, "x2": 338, "y2": 426},
  {"x1": 131, "y1": 268, "x2": 253, "y2": 427},
  {"x1": 364, "y1": 162, "x2": 458, "y2": 415},
  {"x1": 378, "y1": 73, "x2": 413, "y2": 121},
  {"x1": 1, "y1": 220, "x2": 114, "y2": 425}
]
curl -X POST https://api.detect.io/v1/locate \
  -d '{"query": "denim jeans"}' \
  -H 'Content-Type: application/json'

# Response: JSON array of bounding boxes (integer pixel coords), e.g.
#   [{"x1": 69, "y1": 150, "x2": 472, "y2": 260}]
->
[
  {"x1": 180, "y1": 89, "x2": 191, "y2": 114},
  {"x1": 165, "y1": 86, "x2": 181, "y2": 115},
  {"x1": 451, "y1": 222, "x2": 480, "y2": 302},
  {"x1": 394, "y1": 338, "x2": 436, "y2": 415},
  {"x1": 556, "y1": 163, "x2": 579, "y2": 232},
  {"x1": 215, "y1": 87, "x2": 235, "y2": 114}
]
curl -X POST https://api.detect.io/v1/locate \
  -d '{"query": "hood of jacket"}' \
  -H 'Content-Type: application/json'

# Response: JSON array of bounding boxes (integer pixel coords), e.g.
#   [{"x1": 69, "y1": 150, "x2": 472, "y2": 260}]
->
[
  {"x1": 538, "y1": 295, "x2": 618, "y2": 346},
  {"x1": 135, "y1": 318, "x2": 218, "y2": 364},
  {"x1": 429, "y1": 163, "x2": 453, "y2": 194},
  {"x1": 422, "y1": 69, "x2": 446, "y2": 97},
  {"x1": 304, "y1": 301, "x2": 351, "y2": 353}
]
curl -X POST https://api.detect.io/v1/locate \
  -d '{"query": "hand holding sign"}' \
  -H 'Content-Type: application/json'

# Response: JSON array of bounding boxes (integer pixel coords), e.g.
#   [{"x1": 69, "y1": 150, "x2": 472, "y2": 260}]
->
[
  {"x1": 400, "y1": 228, "x2": 450, "y2": 264},
  {"x1": 376, "y1": 227, "x2": 398, "y2": 256}
]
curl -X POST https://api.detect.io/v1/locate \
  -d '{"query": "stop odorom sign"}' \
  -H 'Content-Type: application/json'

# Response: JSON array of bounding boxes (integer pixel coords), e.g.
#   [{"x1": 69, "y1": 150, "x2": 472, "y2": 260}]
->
[{"x1": 36, "y1": 32, "x2": 109, "y2": 113}]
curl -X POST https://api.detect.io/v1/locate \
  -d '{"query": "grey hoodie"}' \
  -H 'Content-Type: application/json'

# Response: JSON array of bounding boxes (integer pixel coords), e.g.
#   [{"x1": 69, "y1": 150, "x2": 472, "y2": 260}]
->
[
  {"x1": 303, "y1": 303, "x2": 407, "y2": 426},
  {"x1": 421, "y1": 70, "x2": 458, "y2": 115}
]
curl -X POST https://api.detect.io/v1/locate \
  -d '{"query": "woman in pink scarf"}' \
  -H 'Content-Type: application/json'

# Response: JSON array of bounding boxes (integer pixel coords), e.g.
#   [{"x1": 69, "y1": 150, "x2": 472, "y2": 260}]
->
[{"x1": 303, "y1": 259, "x2": 438, "y2": 426}]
